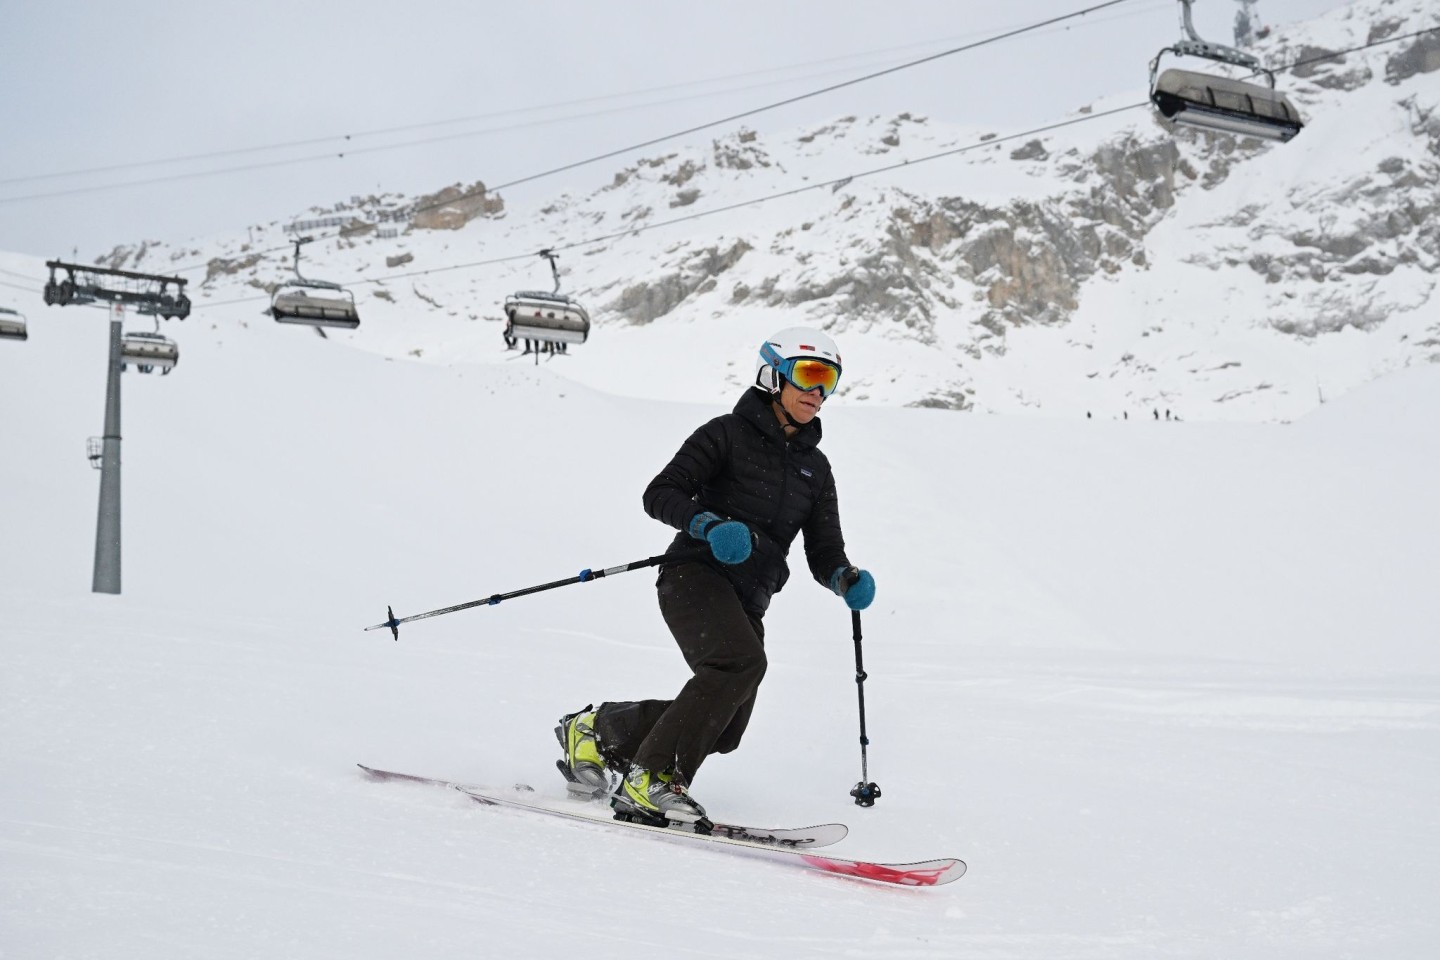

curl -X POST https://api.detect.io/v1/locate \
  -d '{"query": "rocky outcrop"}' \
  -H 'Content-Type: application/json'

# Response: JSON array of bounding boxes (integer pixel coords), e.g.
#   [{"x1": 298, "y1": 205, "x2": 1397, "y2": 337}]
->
[
  {"x1": 771, "y1": 246, "x2": 932, "y2": 332},
  {"x1": 1291, "y1": 45, "x2": 1374, "y2": 91},
  {"x1": 1386, "y1": 31, "x2": 1440, "y2": 84},
  {"x1": 410, "y1": 181, "x2": 504, "y2": 230},
  {"x1": 865, "y1": 133, "x2": 1184, "y2": 335},
  {"x1": 96, "y1": 242, "x2": 162, "y2": 271},
  {"x1": 204, "y1": 252, "x2": 264, "y2": 286},
  {"x1": 1010, "y1": 139, "x2": 1049, "y2": 161},
  {"x1": 713, "y1": 129, "x2": 772, "y2": 170},
  {"x1": 1235, "y1": 155, "x2": 1440, "y2": 304},
  {"x1": 606, "y1": 240, "x2": 752, "y2": 324}
]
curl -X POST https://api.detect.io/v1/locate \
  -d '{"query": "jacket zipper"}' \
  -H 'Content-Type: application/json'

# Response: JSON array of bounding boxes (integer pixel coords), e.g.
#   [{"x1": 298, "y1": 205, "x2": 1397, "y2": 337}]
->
[{"x1": 774, "y1": 436, "x2": 789, "y2": 527}]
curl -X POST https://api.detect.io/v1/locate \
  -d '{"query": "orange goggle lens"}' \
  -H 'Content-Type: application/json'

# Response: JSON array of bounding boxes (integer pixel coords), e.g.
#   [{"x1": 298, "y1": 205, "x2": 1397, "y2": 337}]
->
[{"x1": 787, "y1": 358, "x2": 841, "y2": 396}]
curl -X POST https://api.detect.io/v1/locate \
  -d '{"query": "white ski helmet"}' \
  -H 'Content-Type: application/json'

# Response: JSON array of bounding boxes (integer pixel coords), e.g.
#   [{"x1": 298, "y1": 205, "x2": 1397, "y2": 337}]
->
[{"x1": 753, "y1": 326, "x2": 843, "y2": 397}]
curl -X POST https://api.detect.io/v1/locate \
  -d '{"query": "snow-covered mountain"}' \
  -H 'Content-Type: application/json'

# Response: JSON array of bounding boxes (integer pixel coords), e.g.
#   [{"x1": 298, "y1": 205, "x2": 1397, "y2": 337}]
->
[{"x1": 52, "y1": 0, "x2": 1440, "y2": 421}]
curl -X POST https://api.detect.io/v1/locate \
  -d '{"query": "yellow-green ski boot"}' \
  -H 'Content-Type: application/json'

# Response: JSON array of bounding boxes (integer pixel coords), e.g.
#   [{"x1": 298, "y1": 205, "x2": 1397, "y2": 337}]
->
[
  {"x1": 611, "y1": 764, "x2": 708, "y2": 827},
  {"x1": 554, "y1": 705, "x2": 611, "y2": 799}
]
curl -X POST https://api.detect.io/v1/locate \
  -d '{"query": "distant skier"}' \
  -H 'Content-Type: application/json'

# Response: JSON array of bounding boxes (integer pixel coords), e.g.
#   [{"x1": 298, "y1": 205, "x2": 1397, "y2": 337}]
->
[{"x1": 555, "y1": 326, "x2": 874, "y2": 826}]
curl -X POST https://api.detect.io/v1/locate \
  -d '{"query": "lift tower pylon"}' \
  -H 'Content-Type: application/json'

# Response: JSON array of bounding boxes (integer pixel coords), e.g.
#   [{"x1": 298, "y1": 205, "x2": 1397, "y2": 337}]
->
[{"x1": 43, "y1": 260, "x2": 189, "y2": 595}]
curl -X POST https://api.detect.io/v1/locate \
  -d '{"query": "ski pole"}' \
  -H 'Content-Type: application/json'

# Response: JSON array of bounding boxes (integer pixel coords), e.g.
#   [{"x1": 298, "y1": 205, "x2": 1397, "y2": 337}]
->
[
  {"x1": 364, "y1": 548, "x2": 705, "y2": 640},
  {"x1": 848, "y1": 609, "x2": 882, "y2": 807}
]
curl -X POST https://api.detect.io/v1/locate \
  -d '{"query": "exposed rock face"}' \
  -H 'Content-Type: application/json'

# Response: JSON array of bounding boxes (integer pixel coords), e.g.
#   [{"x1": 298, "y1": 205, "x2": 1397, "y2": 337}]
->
[
  {"x1": 108, "y1": 0, "x2": 1439, "y2": 421},
  {"x1": 814, "y1": 133, "x2": 1182, "y2": 340},
  {"x1": 713, "y1": 129, "x2": 772, "y2": 170},
  {"x1": 1206, "y1": 151, "x2": 1440, "y2": 333},
  {"x1": 662, "y1": 160, "x2": 702, "y2": 188},
  {"x1": 606, "y1": 240, "x2": 752, "y2": 324},
  {"x1": 1290, "y1": 44, "x2": 1374, "y2": 91},
  {"x1": 96, "y1": 242, "x2": 162, "y2": 271},
  {"x1": 204, "y1": 253, "x2": 264, "y2": 285},
  {"x1": 772, "y1": 243, "x2": 932, "y2": 332},
  {"x1": 1010, "y1": 139, "x2": 1049, "y2": 161},
  {"x1": 596, "y1": 124, "x2": 1196, "y2": 361},
  {"x1": 1386, "y1": 32, "x2": 1440, "y2": 84},
  {"x1": 410, "y1": 181, "x2": 504, "y2": 230}
]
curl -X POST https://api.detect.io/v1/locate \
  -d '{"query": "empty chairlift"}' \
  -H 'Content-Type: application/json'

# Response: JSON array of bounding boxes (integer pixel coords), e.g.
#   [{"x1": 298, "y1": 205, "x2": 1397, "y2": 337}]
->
[
  {"x1": 121, "y1": 330, "x2": 179, "y2": 375},
  {"x1": 1149, "y1": 0, "x2": 1303, "y2": 142},
  {"x1": 503, "y1": 249, "x2": 590, "y2": 349},
  {"x1": 270, "y1": 236, "x2": 360, "y2": 330},
  {"x1": 0, "y1": 306, "x2": 27, "y2": 342}
]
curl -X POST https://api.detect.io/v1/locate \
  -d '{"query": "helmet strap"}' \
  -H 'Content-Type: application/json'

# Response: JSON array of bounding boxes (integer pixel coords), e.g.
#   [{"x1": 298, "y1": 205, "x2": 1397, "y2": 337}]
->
[{"x1": 772, "y1": 381, "x2": 806, "y2": 432}]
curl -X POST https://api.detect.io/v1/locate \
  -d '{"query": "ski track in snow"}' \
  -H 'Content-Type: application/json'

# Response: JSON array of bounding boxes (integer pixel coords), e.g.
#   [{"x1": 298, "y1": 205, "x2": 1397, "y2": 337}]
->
[{"x1": 2, "y1": 308, "x2": 1438, "y2": 955}]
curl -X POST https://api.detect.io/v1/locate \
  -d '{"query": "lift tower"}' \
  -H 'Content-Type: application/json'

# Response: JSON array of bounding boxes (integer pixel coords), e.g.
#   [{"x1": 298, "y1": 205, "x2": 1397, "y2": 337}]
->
[{"x1": 43, "y1": 261, "x2": 190, "y2": 594}]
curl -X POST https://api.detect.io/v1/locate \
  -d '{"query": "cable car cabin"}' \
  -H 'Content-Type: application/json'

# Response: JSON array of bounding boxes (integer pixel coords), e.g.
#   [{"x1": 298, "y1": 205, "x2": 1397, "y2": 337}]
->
[
  {"x1": 271, "y1": 286, "x2": 361, "y2": 330},
  {"x1": 121, "y1": 331, "x2": 179, "y2": 375},
  {"x1": 0, "y1": 307, "x2": 27, "y2": 341},
  {"x1": 504, "y1": 291, "x2": 590, "y2": 345},
  {"x1": 1152, "y1": 68, "x2": 1303, "y2": 142}
]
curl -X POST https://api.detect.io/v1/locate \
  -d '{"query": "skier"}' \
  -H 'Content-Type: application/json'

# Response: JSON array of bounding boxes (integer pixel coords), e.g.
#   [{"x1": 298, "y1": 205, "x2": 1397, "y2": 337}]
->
[{"x1": 555, "y1": 326, "x2": 875, "y2": 826}]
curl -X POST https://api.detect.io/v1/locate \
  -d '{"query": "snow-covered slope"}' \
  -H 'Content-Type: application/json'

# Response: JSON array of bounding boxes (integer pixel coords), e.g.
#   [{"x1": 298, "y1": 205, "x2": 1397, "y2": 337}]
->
[
  {"x1": 28, "y1": 0, "x2": 1429, "y2": 424},
  {"x1": 3, "y1": 230, "x2": 1439, "y2": 955}
]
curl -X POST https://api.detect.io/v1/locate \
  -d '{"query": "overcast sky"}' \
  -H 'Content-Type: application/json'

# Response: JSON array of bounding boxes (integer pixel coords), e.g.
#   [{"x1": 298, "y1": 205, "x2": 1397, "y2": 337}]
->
[{"x1": 1, "y1": 0, "x2": 1347, "y2": 261}]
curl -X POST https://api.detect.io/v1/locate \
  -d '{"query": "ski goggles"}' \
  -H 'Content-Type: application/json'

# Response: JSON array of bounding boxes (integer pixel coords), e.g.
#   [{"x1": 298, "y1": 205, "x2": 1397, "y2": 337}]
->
[{"x1": 762, "y1": 346, "x2": 842, "y2": 397}]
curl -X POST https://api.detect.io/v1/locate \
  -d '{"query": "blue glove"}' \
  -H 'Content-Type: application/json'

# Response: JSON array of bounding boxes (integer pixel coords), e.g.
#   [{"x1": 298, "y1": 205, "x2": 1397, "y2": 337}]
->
[
  {"x1": 688, "y1": 511, "x2": 752, "y2": 565},
  {"x1": 830, "y1": 565, "x2": 876, "y2": 611}
]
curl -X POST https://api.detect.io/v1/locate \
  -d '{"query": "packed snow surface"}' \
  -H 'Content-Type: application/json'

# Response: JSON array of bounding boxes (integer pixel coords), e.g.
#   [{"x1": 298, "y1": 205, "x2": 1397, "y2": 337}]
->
[{"x1": 2, "y1": 274, "x2": 1438, "y2": 957}]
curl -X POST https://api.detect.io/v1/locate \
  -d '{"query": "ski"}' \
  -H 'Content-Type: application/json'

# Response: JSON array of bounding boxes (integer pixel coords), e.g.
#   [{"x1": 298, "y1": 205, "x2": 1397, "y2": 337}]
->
[
  {"x1": 455, "y1": 784, "x2": 965, "y2": 888},
  {"x1": 357, "y1": 764, "x2": 847, "y2": 849}
]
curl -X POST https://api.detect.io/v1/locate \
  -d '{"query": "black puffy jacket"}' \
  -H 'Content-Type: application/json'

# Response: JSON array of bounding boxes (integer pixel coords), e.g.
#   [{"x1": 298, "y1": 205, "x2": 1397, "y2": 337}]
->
[{"x1": 643, "y1": 388, "x2": 852, "y2": 617}]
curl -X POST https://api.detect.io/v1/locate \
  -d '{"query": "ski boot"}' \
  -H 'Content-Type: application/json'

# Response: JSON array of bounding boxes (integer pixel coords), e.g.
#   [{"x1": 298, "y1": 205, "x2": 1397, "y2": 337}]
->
[
  {"x1": 611, "y1": 764, "x2": 710, "y2": 831},
  {"x1": 554, "y1": 705, "x2": 611, "y2": 799}
]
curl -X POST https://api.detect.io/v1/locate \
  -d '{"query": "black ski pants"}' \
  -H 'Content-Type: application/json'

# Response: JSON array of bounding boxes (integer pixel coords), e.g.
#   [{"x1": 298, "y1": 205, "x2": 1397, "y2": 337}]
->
[{"x1": 593, "y1": 561, "x2": 767, "y2": 784}]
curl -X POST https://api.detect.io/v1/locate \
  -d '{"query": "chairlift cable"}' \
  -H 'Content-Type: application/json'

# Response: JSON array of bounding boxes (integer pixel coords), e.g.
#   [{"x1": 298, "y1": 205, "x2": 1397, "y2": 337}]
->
[
  {"x1": 316, "y1": 13, "x2": 1440, "y2": 292},
  {"x1": 1, "y1": 3, "x2": 1169, "y2": 192},
  {"x1": 493, "y1": 106, "x2": 1152, "y2": 263},
  {"x1": 146, "y1": 0, "x2": 1154, "y2": 277},
  {"x1": 403, "y1": 0, "x2": 1143, "y2": 219},
  {"x1": 1281, "y1": 24, "x2": 1440, "y2": 74},
  {"x1": 0, "y1": 266, "x2": 45, "y2": 282},
  {"x1": 26, "y1": 22, "x2": 1440, "y2": 319},
  {"x1": 1, "y1": 0, "x2": 1142, "y2": 218},
  {"x1": 0, "y1": 32, "x2": 1018, "y2": 187},
  {"x1": 190, "y1": 22, "x2": 1440, "y2": 316},
  {"x1": 189, "y1": 102, "x2": 1149, "y2": 311}
]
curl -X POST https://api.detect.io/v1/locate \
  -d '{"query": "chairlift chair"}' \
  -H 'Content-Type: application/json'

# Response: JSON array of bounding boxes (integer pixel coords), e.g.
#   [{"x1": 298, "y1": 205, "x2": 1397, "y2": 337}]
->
[
  {"x1": 270, "y1": 236, "x2": 361, "y2": 330},
  {"x1": 503, "y1": 249, "x2": 591, "y2": 348},
  {"x1": 0, "y1": 307, "x2": 27, "y2": 342},
  {"x1": 1149, "y1": 0, "x2": 1303, "y2": 142},
  {"x1": 121, "y1": 330, "x2": 179, "y2": 375}
]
